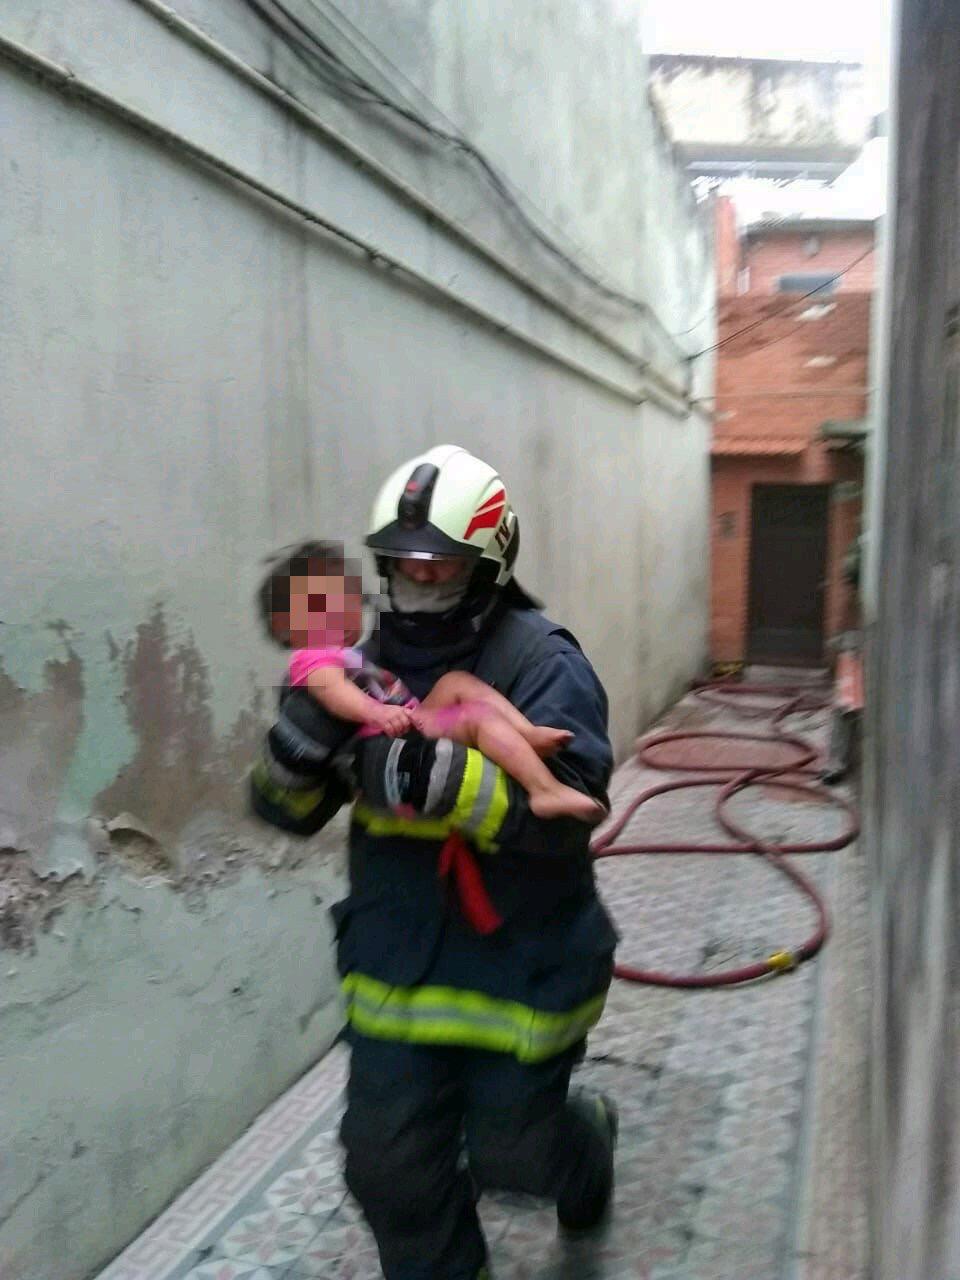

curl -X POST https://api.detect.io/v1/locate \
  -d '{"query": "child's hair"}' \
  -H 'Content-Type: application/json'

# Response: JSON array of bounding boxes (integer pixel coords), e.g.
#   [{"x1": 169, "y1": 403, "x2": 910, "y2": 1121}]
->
[{"x1": 256, "y1": 540, "x2": 349, "y2": 646}]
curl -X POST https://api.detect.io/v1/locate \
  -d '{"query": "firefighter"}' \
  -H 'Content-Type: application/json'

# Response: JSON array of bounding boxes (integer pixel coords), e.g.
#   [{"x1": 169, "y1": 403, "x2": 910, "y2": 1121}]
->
[{"x1": 252, "y1": 444, "x2": 619, "y2": 1279}]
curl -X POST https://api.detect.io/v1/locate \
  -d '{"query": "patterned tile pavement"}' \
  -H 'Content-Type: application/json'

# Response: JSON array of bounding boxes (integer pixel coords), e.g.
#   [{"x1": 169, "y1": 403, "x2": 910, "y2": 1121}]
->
[{"x1": 96, "y1": 677, "x2": 869, "y2": 1280}]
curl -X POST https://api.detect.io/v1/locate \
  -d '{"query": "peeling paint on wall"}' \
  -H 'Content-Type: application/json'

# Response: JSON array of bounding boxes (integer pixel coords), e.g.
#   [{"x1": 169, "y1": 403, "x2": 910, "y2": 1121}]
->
[
  {"x1": 0, "y1": 653, "x2": 85, "y2": 875},
  {"x1": 0, "y1": 607, "x2": 275, "y2": 927},
  {"x1": 94, "y1": 606, "x2": 263, "y2": 865},
  {"x1": 0, "y1": 850, "x2": 92, "y2": 951}
]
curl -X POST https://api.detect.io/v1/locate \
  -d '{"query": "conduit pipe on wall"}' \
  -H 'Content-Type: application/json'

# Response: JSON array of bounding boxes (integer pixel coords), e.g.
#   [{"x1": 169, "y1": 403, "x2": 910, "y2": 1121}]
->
[
  {"x1": 0, "y1": 30, "x2": 692, "y2": 419},
  {"x1": 130, "y1": 0, "x2": 695, "y2": 388}
]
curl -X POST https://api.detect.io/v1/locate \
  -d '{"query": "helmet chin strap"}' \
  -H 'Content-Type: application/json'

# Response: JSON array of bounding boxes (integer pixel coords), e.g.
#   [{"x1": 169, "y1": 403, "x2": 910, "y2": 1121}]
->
[{"x1": 381, "y1": 561, "x2": 502, "y2": 655}]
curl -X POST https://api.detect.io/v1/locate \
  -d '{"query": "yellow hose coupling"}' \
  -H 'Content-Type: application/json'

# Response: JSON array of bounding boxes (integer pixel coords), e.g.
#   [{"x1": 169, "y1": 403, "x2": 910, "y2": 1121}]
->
[{"x1": 767, "y1": 950, "x2": 798, "y2": 973}]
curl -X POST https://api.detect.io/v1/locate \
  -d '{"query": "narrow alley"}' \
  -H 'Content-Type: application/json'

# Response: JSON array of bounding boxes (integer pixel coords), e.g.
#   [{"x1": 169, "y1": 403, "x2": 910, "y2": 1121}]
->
[
  {"x1": 3, "y1": 0, "x2": 959, "y2": 1277},
  {"x1": 98, "y1": 677, "x2": 869, "y2": 1280}
]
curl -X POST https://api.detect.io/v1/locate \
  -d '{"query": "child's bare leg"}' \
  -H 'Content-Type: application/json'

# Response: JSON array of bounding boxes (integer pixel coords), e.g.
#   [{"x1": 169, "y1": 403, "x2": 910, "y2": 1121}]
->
[
  {"x1": 412, "y1": 702, "x2": 604, "y2": 825},
  {"x1": 423, "y1": 671, "x2": 572, "y2": 757}
]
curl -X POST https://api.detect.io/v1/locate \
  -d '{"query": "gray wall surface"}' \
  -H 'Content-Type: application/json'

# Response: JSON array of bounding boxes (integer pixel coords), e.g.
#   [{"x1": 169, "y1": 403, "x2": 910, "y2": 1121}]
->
[
  {"x1": 649, "y1": 53, "x2": 869, "y2": 170},
  {"x1": 0, "y1": 3, "x2": 713, "y2": 1276},
  {"x1": 867, "y1": 0, "x2": 960, "y2": 1276}
]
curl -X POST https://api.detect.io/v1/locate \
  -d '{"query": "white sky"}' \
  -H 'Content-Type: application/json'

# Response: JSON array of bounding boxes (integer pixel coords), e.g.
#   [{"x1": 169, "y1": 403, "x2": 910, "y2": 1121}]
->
[{"x1": 644, "y1": 0, "x2": 892, "y2": 109}]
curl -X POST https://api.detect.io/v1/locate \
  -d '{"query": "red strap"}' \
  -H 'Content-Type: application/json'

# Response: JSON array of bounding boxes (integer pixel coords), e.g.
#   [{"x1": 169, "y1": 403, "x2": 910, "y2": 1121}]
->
[{"x1": 438, "y1": 833, "x2": 503, "y2": 935}]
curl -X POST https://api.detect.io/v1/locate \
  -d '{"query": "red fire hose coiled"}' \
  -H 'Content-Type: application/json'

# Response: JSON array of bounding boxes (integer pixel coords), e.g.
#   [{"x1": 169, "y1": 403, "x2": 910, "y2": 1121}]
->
[{"x1": 590, "y1": 684, "x2": 860, "y2": 988}]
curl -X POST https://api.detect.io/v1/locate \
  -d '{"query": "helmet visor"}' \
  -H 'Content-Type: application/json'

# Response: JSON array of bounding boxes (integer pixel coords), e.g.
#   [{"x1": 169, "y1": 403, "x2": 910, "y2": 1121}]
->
[{"x1": 365, "y1": 521, "x2": 483, "y2": 560}]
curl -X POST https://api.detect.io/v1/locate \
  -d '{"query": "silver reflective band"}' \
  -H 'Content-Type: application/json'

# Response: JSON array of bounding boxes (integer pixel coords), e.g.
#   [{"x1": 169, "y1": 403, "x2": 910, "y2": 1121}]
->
[
  {"x1": 384, "y1": 738, "x2": 407, "y2": 812},
  {"x1": 424, "y1": 737, "x2": 455, "y2": 815},
  {"x1": 373, "y1": 548, "x2": 475, "y2": 561}
]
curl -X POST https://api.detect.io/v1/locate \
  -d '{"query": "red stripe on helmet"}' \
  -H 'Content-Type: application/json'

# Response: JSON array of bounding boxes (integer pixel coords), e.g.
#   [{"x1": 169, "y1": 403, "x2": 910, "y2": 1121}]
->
[
  {"x1": 473, "y1": 490, "x2": 506, "y2": 514},
  {"x1": 463, "y1": 489, "x2": 506, "y2": 540}
]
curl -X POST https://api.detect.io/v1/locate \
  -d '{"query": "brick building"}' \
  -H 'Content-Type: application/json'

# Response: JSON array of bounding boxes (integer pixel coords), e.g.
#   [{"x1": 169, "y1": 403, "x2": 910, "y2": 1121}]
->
[{"x1": 710, "y1": 202, "x2": 875, "y2": 665}]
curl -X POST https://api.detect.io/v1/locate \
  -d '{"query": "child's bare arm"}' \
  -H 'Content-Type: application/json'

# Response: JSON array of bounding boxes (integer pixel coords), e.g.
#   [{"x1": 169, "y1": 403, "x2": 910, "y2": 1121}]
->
[
  {"x1": 305, "y1": 665, "x2": 376, "y2": 722},
  {"x1": 305, "y1": 666, "x2": 409, "y2": 735}
]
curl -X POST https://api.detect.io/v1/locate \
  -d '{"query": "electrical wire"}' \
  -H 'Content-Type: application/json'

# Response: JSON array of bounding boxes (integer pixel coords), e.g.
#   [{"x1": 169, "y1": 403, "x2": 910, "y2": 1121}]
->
[
  {"x1": 121, "y1": 0, "x2": 685, "y2": 412},
  {"x1": 674, "y1": 223, "x2": 875, "y2": 343},
  {"x1": 687, "y1": 245, "x2": 875, "y2": 361},
  {"x1": 672, "y1": 308, "x2": 715, "y2": 337},
  {"x1": 718, "y1": 301, "x2": 866, "y2": 364},
  {"x1": 210, "y1": 0, "x2": 872, "y2": 371},
  {"x1": 240, "y1": 0, "x2": 693, "y2": 362},
  {"x1": 0, "y1": 29, "x2": 659, "y2": 411},
  {"x1": 304, "y1": 0, "x2": 616, "y2": 284}
]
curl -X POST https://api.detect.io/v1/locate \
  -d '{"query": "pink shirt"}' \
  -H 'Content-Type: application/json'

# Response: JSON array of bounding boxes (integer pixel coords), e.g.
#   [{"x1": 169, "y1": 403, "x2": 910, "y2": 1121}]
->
[
  {"x1": 289, "y1": 646, "x2": 419, "y2": 739},
  {"x1": 288, "y1": 646, "x2": 364, "y2": 688}
]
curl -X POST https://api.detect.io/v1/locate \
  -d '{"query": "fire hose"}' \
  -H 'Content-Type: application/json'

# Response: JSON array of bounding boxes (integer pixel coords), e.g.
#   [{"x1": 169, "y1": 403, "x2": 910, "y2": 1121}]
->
[{"x1": 591, "y1": 684, "x2": 860, "y2": 988}]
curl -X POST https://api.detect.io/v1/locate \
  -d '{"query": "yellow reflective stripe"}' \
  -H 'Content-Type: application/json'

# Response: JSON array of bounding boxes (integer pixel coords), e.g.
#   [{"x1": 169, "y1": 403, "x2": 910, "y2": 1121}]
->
[
  {"x1": 352, "y1": 801, "x2": 453, "y2": 841},
  {"x1": 462, "y1": 755, "x2": 496, "y2": 836},
  {"x1": 251, "y1": 761, "x2": 328, "y2": 818},
  {"x1": 342, "y1": 973, "x2": 607, "y2": 1064},
  {"x1": 471, "y1": 767, "x2": 510, "y2": 853},
  {"x1": 345, "y1": 989, "x2": 606, "y2": 1062},
  {"x1": 352, "y1": 749, "x2": 507, "y2": 851},
  {"x1": 450, "y1": 748, "x2": 484, "y2": 828},
  {"x1": 348, "y1": 1004, "x2": 521, "y2": 1056}
]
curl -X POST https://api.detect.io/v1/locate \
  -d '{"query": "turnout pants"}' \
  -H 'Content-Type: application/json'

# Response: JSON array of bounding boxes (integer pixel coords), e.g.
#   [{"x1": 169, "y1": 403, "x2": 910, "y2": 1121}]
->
[{"x1": 341, "y1": 1035, "x2": 613, "y2": 1280}]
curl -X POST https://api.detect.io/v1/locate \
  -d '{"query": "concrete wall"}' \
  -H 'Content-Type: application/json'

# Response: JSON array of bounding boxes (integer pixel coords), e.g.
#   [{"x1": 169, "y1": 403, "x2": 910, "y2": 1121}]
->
[
  {"x1": 862, "y1": 211, "x2": 895, "y2": 623},
  {"x1": 0, "y1": 2, "x2": 713, "y2": 1276},
  {"x1": 650, "y1": 54, "x2": 869, "y2": 161},
  {"x1": 866, "y1": 0, "x2": 960, "y2": 1276}
]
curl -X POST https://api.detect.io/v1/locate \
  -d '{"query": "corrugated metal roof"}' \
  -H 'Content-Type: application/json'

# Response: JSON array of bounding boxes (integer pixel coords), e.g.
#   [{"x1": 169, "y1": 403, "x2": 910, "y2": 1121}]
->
[
  {"x1": 745, "y1": 216, "x2": 876, "y2": 239},
  {"x1": 712, "y1": 437, "x2": 807, "y2": 456},
  {"x1": 821, "y1": 418, "x2": 869, "y2": 439}
]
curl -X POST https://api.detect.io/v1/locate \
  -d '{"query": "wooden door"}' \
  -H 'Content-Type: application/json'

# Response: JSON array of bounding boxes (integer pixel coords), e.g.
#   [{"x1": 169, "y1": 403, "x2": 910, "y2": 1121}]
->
[{"x1": 747, "y1": 485, "x2": 829, "y2": 665}]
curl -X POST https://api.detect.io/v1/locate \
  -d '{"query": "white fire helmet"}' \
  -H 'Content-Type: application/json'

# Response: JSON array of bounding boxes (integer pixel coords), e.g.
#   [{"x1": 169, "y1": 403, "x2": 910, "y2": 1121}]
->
[{"x1": 365, "y1": 445, "x2": 519, "y2": 589}]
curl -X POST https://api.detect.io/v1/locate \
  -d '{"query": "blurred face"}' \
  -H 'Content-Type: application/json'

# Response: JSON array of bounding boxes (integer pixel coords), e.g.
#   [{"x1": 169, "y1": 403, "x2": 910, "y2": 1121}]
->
[
  {"x1": 393, "y1": 557, "x2": 470, "y2": 585},
  {"x1": 281, "y1": 572, "x2": 364, "y2": 648}
]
